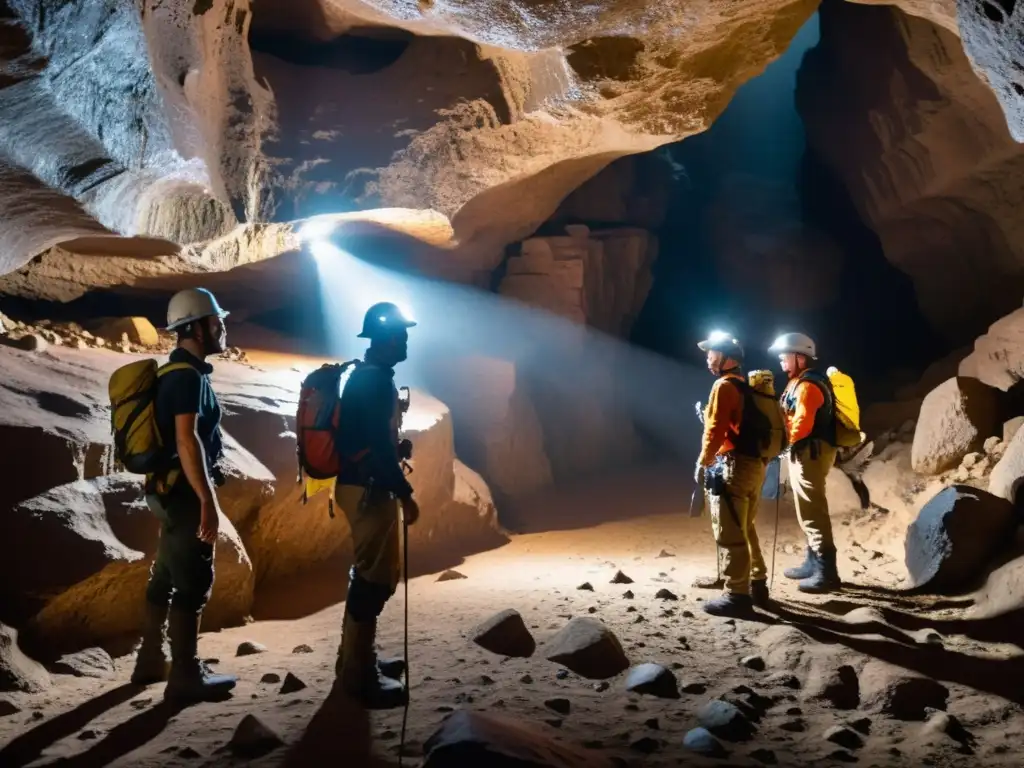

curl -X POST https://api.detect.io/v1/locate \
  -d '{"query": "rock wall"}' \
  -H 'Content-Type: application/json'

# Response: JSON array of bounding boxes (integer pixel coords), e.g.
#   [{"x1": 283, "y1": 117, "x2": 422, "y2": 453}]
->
[
  {"x1": 797, "y1": 1, "x2": 1024, "y2": 343},
  {"x1": 498, "y1": 226, "x2": 655, "y2": 482},
  {"x1": 0, "y1": 339, "x2": 505, "y2": 656},
  {"x1": 0, "y1": 0, "x2": 824, "y2": 292}
]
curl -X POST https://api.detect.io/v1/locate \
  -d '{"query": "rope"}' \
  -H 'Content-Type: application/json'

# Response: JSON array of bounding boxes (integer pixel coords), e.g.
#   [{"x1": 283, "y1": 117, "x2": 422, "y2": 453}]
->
[{"x1": 398, "y1": 507, "x2": 410, "y2": 768}]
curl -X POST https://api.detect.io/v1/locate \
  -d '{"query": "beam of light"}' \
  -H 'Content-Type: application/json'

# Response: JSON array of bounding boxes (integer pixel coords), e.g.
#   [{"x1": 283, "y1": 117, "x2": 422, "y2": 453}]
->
[{"x1": 306, "y1": 235, "x2": 710, "y2": 462}]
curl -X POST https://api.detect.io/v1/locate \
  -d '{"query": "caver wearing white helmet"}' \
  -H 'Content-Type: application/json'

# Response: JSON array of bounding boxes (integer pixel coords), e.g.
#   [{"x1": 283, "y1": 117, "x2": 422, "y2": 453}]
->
[
  {"x1": 768, "y1": 331, "x2": 841, "y2": 596},
  {"x1": 166, "y1": 287, "x2": 229, "y2": 356},
  {"x1": 767, "y1": 332, "x2": 816, "y2": 361},
  {"x1": 129, "y1": 286, "x2": 237, "y2": 702}
]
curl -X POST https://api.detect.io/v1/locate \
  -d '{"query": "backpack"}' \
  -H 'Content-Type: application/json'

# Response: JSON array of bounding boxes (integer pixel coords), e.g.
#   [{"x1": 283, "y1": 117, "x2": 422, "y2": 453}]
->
[
  {"x1": 732, "y1": 370, "x2": 787, "y2": 460},
  {"x1": 108, "y1": 359, "x2": 192, "y2": 474},
  {"x1": 794, "y1": 368, "x2": 865, "y2": 448},
  {"x1": 825, "y1": 366, "x2": 864, "y2": 447},
  {"x1": 295, "y1": 361, "x2": 361, "y2": 483}
]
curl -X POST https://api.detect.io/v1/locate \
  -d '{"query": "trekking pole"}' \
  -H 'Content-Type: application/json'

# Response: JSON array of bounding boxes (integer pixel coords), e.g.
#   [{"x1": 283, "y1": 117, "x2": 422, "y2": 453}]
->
[
  {"x1": 398, "y1": 503, "x2": 410, "y2": 768},
  {"x1": 769, "y1": 459, "x2": 781, "y2": 590},
  {"x1": 693, "y1": 401, "x2": 723, "y2": 585}
]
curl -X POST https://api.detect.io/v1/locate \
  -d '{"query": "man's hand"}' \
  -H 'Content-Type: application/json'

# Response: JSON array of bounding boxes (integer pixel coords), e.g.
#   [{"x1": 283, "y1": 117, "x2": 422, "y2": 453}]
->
[
  {"x1": 401, "y1": 496, "x2": 420, "y2": 526},
  {"x1": 198, "y1": 498, "x2": 220, "y2": 544}
]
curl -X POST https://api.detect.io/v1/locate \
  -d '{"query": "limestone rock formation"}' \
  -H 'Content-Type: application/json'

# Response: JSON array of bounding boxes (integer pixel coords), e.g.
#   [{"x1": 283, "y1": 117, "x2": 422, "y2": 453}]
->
[
  {"x1": 496, "y1": 226, "x2": 653, "y2": 480},
  {"x1": 0, "y1": 0, "x2": 826, "y2": 292},
  {"x1": 0, "y1": 339, "x2": 505, "y2": 653},
  {"x1": 911, "y1": 377, "x2": 1001, "y2": 475},
  {"x1": 797, "y1": 2, "x2": 1024, "y2": 343},
  {"x1": 960, "y1": 306, "x2": 1024, "y2": 390},
  {"x1": 988, "y1": 424, "x2": 1024, "y2": 503},
  {"x1": 11, "y1": 474, "x2": 254, "y2": 656}
]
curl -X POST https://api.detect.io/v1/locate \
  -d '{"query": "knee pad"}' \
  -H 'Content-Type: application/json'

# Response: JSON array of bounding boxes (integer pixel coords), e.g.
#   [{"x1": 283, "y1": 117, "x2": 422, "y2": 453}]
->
[{"x1": 346, "y1": 566, "x2": 393, "y2": 622}]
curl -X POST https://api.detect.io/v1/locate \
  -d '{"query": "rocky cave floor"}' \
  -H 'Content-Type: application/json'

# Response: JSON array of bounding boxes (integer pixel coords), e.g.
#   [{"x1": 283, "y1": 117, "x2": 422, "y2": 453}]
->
[
  {"x1": 1, "y1": 468, "x2": 1022, "y2": 768},
  {"x1": 1, "y1": 318, "x2": 1023, "y2": 767}
]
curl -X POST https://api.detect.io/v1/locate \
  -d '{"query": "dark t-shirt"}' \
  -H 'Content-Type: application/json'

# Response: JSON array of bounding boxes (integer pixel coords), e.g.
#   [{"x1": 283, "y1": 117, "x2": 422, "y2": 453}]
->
[
  {"x1": 336, "y1": 360, "x2": 413, "y2": 497},
  {"x1": 155, "y1": 348, "x2": 223, "y2": 488}
]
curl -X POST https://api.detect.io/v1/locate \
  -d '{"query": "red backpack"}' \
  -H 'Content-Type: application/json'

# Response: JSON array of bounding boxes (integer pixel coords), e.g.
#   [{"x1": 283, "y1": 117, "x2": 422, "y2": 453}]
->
[{"x1": 295, "y1": 361, "x2": 363, "y2": 496}]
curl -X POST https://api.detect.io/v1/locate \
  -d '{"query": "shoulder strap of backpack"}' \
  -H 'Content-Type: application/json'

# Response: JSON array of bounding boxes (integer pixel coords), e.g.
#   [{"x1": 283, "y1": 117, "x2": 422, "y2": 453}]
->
[{"x1": 156, "y1": 361, "x2": 195, "y2": 378}]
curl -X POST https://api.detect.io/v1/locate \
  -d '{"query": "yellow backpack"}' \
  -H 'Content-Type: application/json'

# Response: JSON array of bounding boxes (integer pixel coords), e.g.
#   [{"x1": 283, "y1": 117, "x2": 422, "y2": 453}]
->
[
  {"x1": 108, "y1": 359, "x2": 191, "y2": 474},
  {"x1": 825, "y1": 366, "x2": 865, "y2": 447}
]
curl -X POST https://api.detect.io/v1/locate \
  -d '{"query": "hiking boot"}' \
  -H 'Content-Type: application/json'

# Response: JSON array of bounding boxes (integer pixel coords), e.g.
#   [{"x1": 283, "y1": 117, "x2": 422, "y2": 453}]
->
[
  {"x1": 692, "y1": 575, "x2": 724, "y2": 590},
  {"x1": 131, "y1": 600, "x2": 170, "y2": 685},
  {"x1": 750, "y1": 579, "x2": 770, "y2": 608},
  {"x1": 798, "y1": 549, "x2": 841, "y2": 594},
  {"x1": 378, "y1": 657, "x2": 406, "y2": 681},
  {"x1": 702, "y1": 592, "x2": 755, "y2": 618},
  {"x1": 335, "y1": 652, "x2": 406, "y2": 681},
  {"x1": 337, "y1": 612, "x2": 407, "y2": 710},
  {"x1": 165, "y1": 608, "x2": 237, "y2": 704},
  {"x1": 784, "y1": 547, "x2": 817, "y2": 580}
]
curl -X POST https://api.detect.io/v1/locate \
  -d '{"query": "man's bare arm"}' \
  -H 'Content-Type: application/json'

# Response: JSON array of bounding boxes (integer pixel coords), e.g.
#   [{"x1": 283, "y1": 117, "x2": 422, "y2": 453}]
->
[{"x1": 175, "y1": 412, "x2": 217, "y2": 506}]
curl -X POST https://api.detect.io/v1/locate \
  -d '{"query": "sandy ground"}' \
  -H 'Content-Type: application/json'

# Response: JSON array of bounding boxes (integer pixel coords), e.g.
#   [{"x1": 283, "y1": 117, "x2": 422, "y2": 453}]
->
[{"x1": 1, "y1": 462, "x2": 1022, "y2": 767}]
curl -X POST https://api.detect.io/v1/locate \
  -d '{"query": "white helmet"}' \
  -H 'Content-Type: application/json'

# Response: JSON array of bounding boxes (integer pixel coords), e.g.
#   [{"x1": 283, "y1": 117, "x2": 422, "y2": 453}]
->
[
  {"x1": 768, "y1": 332, "x2": 816, "y2": 359},
  {"x1": 166, "y1": 288, "x2": 229, "y2": 331}
]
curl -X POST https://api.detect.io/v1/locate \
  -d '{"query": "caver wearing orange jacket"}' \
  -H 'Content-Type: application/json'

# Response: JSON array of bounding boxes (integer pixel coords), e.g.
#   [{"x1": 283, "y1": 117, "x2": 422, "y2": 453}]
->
[
  {"x1": 695, "y1": 332, "x2": 768, "y2": 617},
  {"x1": 769, "y1": 332, "x2": 841, "y2": 594}
]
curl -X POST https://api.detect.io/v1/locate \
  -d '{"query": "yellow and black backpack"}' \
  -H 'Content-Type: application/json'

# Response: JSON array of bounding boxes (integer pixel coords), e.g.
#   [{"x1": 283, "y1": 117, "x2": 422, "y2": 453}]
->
[{"x1": 108, "y1": 359, "x2": 191, "y2": 474}]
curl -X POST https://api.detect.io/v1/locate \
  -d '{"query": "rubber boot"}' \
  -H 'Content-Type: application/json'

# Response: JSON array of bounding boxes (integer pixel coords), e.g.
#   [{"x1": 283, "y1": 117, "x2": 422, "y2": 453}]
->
[
  {"x1": 165, "y1": 608, "x2": 237, "y2": 704},
  {"x1": 798, "y1": 548, "x2": 841, "y2": 594},
  {"x1": 338, "y1": 611, "x2": 407, "y2": 710},
  {"x1": 131, "y1": 601, "x2": 170, "y2": 685},
  {"x1": 750, "y1": 579, "x2": 770, "y2": 608},
  {"x1": 702, "y1": 592, "x2": 754, "y2": 618},
  {"x1": 784, "y1": 547, "x2": 817, "y2": 580}
]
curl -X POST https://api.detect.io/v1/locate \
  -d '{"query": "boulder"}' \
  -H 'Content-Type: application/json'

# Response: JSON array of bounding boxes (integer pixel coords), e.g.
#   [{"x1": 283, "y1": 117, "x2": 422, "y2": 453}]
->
[
  {"x1": 960, "y1": 307, "x2": 1024, "y2": 390},
  {"x1": 912, "y1": 377, "x2": 1001, "y2": 475},
  {"x1": 409, "y1": 460, "x2": 507, "y2": 568},
  {"x1": 971, "y1": 554, "x2": 1024, "y2": 619},
  {"x1": 13, "y1": 474, "x2": 253, "y2": 655},
  {"x1": 543, "y1": 617, "x2": 629, "y2": 679},
  {"x1": 696, "y1": 699, "x2": 755, "y2": 741},
  {"x1": 423, "y1": 709, "x2": 618, "y2": 767},
  {"x1": 988, "y1": 425, "x2": 1024, "y2": 504},
  {"x1": 825, "y1": 467, "x2": 863, "y2": 515},
  {"x1": 221, "y1": 371, "x2": 499, "y2": 591},
  {"x1": 904, "y1": 486, "x2": 1016, "y2": 592},
  {"x1": 624, "y1": 663, "x2": 680, "y2": 699},
  {"x1": 51, "y1": 647, "x2": 115, "y2": 678},
  {"x1": 471, "y1": 609, "x2": 536, "y2": 658},
  {"x1": 0, "y1": 623, "x2": 51, "y2": 693},
  {"x1": 87, "y1": 317, "x2": 159, "y2": 347},
  {"x1": 227, "y1": 714, "x2": 285, "y2": 760},
  {"x1": 1004, "y1": 416, "x2": 1024, "y2": 445}
]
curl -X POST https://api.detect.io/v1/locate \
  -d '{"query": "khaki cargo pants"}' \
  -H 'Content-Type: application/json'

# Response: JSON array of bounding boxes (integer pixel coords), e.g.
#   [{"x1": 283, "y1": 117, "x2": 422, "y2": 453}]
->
[
  {"x1": 708, "y1": 454, "x2": 768, "y2": 595},
  {"x1": 786, "y1": 440, "x2": 837, "y2": 554},
  {"x1": 335, "y1": 484, "x2": 402, "y2": 592}
]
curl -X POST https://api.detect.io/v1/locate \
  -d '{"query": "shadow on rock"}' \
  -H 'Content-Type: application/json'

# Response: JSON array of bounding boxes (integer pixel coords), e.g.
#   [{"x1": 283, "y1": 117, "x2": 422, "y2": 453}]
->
[{"x1": 774, "y1": 601, "x2": 1024, "y2": 706}]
